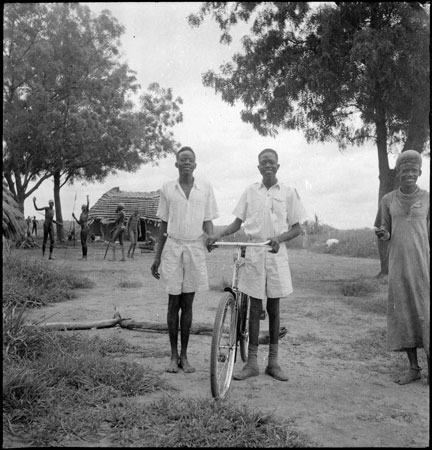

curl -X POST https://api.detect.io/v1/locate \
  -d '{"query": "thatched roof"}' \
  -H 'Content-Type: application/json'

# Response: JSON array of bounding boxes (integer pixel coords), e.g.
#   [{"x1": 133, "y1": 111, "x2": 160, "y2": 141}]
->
[
  {"x1": 88, "y1": 187, "x2": 160, "y2": 224},
  {"x1": 3, "y1": 181, "x2": 26, "y2": 239}
]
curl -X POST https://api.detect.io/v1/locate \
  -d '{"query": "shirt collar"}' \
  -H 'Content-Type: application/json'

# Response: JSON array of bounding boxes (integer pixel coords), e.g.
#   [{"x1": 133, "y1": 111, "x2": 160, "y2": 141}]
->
[
  {"x1": 258, "y1": 180, "x2": 280, "y2": 190},
  {"x1": 175, "y1": 177, "x2": 202, "y2": 190}
]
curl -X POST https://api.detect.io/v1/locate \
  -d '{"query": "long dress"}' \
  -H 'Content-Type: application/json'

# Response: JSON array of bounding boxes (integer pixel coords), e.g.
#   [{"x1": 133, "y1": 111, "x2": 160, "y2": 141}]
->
[{"x1": 378, "y1": 188, "x2": 430, "y2": 355}]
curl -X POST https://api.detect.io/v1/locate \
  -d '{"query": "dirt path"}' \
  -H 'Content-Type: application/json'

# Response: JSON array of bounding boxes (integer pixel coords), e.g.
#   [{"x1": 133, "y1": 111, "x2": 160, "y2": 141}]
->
[{"x1": 23, "y1": 242, "x2": 429, "y2": 447}]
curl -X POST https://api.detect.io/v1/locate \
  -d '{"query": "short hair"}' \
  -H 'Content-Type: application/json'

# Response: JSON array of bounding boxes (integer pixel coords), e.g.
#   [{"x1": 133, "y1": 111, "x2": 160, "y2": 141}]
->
[
  {"x1": 258, "y1": 148, "x2": 278, "y2": 162},
  {"x1": 395, "y1": 150, "x2": 422, "y2": 170},
  {"x1": 48, "y1": 199, "x2": 54, "y2": 204},
  {"x1": 176, "y1": 146, "x2": 196, "y2": 160}
]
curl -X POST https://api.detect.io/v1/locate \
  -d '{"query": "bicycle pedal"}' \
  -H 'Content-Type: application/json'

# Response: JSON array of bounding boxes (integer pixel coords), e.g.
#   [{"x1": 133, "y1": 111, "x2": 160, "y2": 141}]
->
[{"x1": 260, "y1": 310, "x2": 266, "y2": 320}]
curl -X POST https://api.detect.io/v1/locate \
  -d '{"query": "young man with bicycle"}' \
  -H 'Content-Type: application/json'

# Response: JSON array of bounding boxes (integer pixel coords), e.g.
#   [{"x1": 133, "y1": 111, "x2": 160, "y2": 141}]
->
[
  {"x1": 151, "y1": 146, "x2": 219, "y2": 374},
  {"x1": 207, "y1": 148, "x2": 307, "y2": 381}
]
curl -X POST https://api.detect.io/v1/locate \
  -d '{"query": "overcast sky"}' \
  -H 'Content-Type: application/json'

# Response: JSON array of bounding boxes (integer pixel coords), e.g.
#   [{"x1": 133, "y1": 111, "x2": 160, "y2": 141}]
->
[{"x1": 24, "y1": 2, "x2": 430, "y2": 229}]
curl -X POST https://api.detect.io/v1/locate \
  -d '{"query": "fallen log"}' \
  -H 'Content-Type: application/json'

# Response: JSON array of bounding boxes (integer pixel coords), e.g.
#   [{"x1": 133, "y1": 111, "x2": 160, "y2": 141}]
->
[
  {"x1": 32, "y1": 318, "x2": 120, "y2": 331},
  {"x1": 26, "y1": 308, "x2": 287, "y2": 343}
]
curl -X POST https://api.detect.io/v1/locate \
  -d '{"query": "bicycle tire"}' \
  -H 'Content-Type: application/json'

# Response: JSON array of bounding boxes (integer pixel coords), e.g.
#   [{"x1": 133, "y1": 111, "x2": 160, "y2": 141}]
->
[
  {"x1": 238, "y1": 293, "x2": 250, "y2": 362},
  {"x1": 210, "y1": 292, "x2": 237, "y2": 400}
]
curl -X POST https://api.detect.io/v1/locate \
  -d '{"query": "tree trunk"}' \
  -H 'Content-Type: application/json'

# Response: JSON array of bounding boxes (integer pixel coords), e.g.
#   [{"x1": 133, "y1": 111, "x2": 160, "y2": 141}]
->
[
  {"x1": 374, "y1": 108, "x2": 394, "y2": 278},
  {"x1": 53, "y1": 171, "x2": 65, "y2": 242}
]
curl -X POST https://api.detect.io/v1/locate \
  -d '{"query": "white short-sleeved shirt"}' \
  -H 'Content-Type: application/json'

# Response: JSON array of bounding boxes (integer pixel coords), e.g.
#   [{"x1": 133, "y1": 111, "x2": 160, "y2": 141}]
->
[
  {"x1": 157, "y1": 178, "x2": 219, "y2": 240},
  {"x1": 233, "y1": 180, "x2": 307, "y2": 299},
  {"x1": 233, "y1": 181, "x2": 307, "y2": 240}
]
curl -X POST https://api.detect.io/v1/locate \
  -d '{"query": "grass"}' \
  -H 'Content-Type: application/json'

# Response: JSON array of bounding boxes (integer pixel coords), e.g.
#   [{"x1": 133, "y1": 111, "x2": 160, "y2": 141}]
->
[
  {"x1": 3, "y1": 252, "x2": 315, "y2": 447},
  {"x1": 118, "y1": 278, "x2": 143, "y2": 288},
  {"x1": 214, "y1": 222, "x2": 380, "y2": 259},
  {"x1": 3, "y1": 333, "x2": 174, "y2": 446},
  {"x1": 3, "y1": 252, "x2": 94, "y2": 308},
  {"x1": 339, "y1": 277, "x2": 387, "y2": 315},
  {"x1": 107, "y1": 396, "x2": 314, "y2": 447}
]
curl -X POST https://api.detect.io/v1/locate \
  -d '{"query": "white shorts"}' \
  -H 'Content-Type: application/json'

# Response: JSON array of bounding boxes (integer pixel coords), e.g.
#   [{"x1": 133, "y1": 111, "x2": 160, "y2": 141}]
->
[
  {"x1": 238, "y1": 245, "x2": 293, "y2": 300},
  {"x1": 160, "y1": 237, "x2": 209, "y2": 295}
]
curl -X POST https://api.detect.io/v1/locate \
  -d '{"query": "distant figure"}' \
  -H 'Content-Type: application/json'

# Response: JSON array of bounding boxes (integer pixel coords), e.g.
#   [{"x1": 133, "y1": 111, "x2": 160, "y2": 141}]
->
[
  {"x1": 375, "y1": 150, "x2": 430, "y2": 385},
  {"x1": 31, "y1": 216, "x2": 38, "y2": 236},
  {"x1": 127, "y1": 209, "x2": 140, "y2": 258},
  {"x1": 109, "y1": 203, "x2": 126, "y2": 261},
  {"x1": 26, "y1": 216, "x2": 32, "y2": 233},
  {"x1": 145, "y1": 230, "x2": 156, "y2": 246},
  {"x1": 33, "y1": 197, "x2": 63, "y2": 260},
  {"x1": 72, "y1": 195, "x2": 90, "y2": 261}
]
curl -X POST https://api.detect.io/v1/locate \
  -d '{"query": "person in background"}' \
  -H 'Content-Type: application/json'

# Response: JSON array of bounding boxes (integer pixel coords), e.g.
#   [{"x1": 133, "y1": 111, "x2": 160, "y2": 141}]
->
[
  {"x1": 151, "y1": 146, "x2": 219, "y2": 374},
  {"x1": 33, "y1": 197, "x2": 63, "y2": 260},
  {"x1": 72, "y1": 195, "x2": 90, "y2": 261},
  {"x1": 26, "y1": 216, "x2": 32, "y2": 233},
  {"x1": 375, "y1": 149, "x2": 429, "y2": 385},
  {"x1": 207, "y1": 148, "x2": 307, "y2": 382},
  {"x1": 109, "y1": 203, "x2": 126, "y2": 261},
  {"x1": 31, "y1": 216, "x2": 38, "y2": 236},
  {"x1": 127, "y1": 209, "x2": 141, "y2": 258}
]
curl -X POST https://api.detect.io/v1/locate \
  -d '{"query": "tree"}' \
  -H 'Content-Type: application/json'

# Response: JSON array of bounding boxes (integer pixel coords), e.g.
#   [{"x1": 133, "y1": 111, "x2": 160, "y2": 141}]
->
[
  {"x1": 188, "y1": 2, "x2": 430, "y2": 275},
  {"x1": 3, "y1": 3, "x2": 183, "y2": 240}
]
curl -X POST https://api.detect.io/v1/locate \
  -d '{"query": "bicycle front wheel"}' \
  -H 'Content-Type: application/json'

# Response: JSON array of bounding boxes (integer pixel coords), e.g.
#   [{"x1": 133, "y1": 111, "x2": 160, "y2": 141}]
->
[
  {"x1": 238, "y1": 293, "x2": 250, "y2": 362},
  {"x1": 210, "y1": 292, "x2": 237, "y2": 400}
]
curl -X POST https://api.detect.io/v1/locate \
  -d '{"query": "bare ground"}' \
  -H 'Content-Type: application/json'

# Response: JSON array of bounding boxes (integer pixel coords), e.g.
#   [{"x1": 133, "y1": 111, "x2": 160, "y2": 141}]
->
[{"x1": 9, "y1": 241, "x2": 430, "y2": 447}]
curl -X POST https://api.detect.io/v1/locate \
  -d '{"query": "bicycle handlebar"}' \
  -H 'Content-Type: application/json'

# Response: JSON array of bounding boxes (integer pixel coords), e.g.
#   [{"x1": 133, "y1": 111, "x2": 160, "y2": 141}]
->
[{"x1": 213, "y1": 240, "x2": 271, "y2": 247}]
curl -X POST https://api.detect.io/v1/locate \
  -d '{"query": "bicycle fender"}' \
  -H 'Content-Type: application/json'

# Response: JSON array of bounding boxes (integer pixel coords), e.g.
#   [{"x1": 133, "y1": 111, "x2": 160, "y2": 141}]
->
[{"x1": 223, "y1": 287, "x2": 235, "y2": 295}]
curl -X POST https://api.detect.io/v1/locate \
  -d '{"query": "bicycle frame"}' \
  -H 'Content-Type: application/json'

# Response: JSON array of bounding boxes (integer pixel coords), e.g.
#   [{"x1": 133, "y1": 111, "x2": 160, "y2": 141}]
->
[
  {"x1": 213, "y1": 240, "x2": 271, "y2": 293},
  {"x1": 209, "y1": 240, "x2": 270, "y2": 399}
]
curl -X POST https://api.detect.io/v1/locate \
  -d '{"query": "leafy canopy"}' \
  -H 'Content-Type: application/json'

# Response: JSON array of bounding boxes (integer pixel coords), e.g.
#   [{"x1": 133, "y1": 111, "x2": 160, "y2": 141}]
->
[{"x1": 188, "y1": 2, "x2": 429, "y2": 152}]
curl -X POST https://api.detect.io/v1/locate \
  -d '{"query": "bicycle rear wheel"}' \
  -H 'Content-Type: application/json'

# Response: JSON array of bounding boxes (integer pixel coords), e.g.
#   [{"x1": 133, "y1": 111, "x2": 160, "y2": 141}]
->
[
  {"x1": 210, "y1": 292, "x2": 237, "y2": 400},
  {"x1": 238, "y1": 293, "x2": 250, "y2": 362}
]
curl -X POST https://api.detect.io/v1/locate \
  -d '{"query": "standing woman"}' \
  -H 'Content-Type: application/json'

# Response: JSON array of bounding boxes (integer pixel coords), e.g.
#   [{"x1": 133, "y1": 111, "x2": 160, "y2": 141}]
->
[
  {"x1": 72, "y1": 195, "x2": 90, "y2": 261},
  {"x1": 375, "y1": 150, "x2": 430, "y2": 385}
]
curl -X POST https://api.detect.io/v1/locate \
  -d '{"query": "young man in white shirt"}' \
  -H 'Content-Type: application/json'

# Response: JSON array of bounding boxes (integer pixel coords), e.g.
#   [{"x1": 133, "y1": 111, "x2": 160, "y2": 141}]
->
[
  {"x1": 151, "y1": 147, "x2": 219, "y2": 374},
  {"x1": 208, "y1": 148, "x2": 307, "y2": 381}
]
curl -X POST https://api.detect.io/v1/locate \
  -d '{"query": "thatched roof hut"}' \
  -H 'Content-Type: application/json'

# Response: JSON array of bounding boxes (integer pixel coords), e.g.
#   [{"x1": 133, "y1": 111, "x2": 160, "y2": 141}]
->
[
  {"x1": 3, "y1": 181, "x2": 26, "y2": 240},
  {"x1": 88, "y1": 187, "x2": 161, "y2": 240}
]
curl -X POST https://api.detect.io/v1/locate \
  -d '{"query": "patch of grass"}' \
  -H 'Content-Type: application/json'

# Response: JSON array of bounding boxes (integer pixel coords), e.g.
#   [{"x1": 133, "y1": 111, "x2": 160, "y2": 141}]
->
[
  {"x1": 293, "y1": 332, "x2": 323, "y2": 344},
  {"x1": 118, "y1": 278, "x2": 143, "y2": 288},
  {"x1": 340, "y1": 278, "x2": 381, "y2": 297},
  {"x1": 3, "y1": 252, "x2": 94, "y2": 308},
  {"x1": 339, "y1": 277, "x2": 387, "y2": 315},
  {"x1": 3, "y1": 332, "x2": 174, "y2": 446},
  {"x1": 108, "y1": 396, "x2": 315, "y2": 447}
]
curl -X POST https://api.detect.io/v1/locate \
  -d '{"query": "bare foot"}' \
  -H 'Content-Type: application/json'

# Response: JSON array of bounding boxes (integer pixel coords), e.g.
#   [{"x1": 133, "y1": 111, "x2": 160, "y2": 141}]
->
[
  {"x1": 179, "y1": 357, "x2": 195, "y2": 373},
  {"x1": 165, "y1": 358, "x2": 179, "y2": 373},
  {"x1": 394, "y1": 368, "x2": 422, "y2": 385}
]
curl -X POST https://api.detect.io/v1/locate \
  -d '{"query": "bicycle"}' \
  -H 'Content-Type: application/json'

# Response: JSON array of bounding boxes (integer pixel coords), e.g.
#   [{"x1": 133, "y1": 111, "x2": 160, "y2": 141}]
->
[{"x1": 209, "y1": 240, "x2": 270, "y2": 400}]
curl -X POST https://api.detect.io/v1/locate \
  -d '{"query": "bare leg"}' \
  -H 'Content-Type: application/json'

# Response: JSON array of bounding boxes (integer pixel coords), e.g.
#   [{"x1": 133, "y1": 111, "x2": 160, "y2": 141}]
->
[
  {"x1": 394, "y1": 348, "x2": 422, "y2": 385},
  {"x1": 120, "y1": 244, "x2": 125, "y2": 261},
  {"x1": 166, "y1": 294, "x2": 181, "y2": 373},
  {"x1": 179, "y1": 292, "x2": 195, "y2": 373}
]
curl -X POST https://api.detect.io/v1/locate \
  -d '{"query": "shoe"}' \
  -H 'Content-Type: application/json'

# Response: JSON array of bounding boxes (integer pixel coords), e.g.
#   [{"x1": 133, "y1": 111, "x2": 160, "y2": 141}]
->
[
  {"x1": 48, "y1": 256, "x2": 55, "y2": 260},
  {"x1": 265, "y1": 365, "x2": 288, "y2": 381},
  {"x1": 233, "y1": 364, "x2": 259, "y2": 380}
]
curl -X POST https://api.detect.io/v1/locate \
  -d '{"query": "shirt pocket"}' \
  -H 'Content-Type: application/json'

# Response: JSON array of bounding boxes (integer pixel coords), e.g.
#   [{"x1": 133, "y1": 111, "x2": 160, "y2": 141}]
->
[{"x1": 272, "y1": 196, "x2": 287, "y2": 220}]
